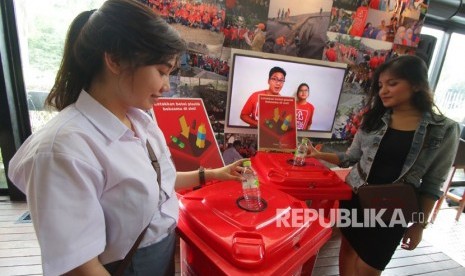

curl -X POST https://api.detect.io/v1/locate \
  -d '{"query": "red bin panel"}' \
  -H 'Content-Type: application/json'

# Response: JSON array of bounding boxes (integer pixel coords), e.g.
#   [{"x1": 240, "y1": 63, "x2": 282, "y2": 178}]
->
[{"x1": 177, "y1": 182, "x2": 332, "y2": 275}]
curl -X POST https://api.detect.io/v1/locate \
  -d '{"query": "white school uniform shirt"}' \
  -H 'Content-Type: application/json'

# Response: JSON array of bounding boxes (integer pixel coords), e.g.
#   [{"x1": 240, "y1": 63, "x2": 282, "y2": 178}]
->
[{"x1": 8, "y1": 91, "x2": 178, "y2": 276}]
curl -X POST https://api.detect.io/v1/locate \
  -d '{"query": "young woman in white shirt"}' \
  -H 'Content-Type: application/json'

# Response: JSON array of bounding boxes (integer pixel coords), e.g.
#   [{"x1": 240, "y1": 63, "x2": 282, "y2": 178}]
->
[{"x1": 8, "y1": 1, "x2": 245, "y2": 275}]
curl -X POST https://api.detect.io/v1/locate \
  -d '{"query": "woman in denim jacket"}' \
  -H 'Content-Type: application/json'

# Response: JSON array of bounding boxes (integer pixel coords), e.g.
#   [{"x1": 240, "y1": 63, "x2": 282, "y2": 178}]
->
[{"x1": 309, "y1": 55, "x2": 460, "y2": 275}]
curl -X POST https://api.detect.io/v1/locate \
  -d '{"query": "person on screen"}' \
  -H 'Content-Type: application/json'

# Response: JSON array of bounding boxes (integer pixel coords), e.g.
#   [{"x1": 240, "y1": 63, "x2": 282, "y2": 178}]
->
[
  {"x1": 222, "y1": 140, "x2": 243, "y2": 165},
  {"x1": 7, "y1": 1, "x2": 246, "y2": 275},
  {"x1": 306, "y1": 55, "x2": 460, "y2": 275},
  {"x1": 295, "y1": 83, "x2": 315, "y2": 130},
  {"x1": 240, "y1": 66, "x2": 286, "y2": 127}
]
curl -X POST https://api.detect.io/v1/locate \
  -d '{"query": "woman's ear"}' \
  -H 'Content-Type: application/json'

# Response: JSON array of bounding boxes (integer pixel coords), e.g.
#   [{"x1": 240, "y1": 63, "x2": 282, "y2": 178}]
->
[{"x1": 104, "y1": 52, "x2": 121, "y2": 75}]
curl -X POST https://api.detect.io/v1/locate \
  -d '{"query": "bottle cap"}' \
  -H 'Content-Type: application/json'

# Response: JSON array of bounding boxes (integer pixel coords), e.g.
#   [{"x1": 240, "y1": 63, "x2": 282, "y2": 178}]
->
[{"x1": 243, "y1": 160, "x2": 252, "y2": 167}]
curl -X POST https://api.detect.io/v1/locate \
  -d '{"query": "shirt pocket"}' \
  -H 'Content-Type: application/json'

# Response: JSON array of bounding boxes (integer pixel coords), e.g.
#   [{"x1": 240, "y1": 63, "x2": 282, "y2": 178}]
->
[{"x1": 422, "y1": 135, "x2": 442, "y2": 149}]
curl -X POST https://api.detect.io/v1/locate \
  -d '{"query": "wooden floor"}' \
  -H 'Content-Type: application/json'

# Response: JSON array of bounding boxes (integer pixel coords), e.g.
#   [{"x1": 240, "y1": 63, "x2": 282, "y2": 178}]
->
[
  {"x1": 313, "y1": 229, "x2": 465, "y2": 276},
  {"x1": 0, "y1": 200, "x2": 41, "y2": 275},
  {"x1": 1, "y1": 198, "x2": 465, "y2": 276}
]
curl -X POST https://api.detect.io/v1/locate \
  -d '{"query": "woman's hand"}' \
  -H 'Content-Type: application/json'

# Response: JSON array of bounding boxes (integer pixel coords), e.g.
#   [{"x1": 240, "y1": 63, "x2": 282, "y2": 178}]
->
[
  {"x1": 306, "y1": 143, "x2": 323, "y2": 158},
  {"x1": 401, "y1": 223, "x2": 424, "y2": 250},
  {"x1": 207, "y1": 159, "x2": 248, "y2": 182}
]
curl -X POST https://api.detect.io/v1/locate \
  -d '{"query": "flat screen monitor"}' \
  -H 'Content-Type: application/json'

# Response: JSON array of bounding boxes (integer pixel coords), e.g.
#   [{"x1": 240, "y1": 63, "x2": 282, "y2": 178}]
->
[{"x1": 225, "y1": 49, "x2": 347, "y2": 139}]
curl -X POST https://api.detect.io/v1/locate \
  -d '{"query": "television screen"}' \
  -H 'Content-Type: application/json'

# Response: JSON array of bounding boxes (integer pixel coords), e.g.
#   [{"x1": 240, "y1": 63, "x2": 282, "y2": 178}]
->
[{"x1": 225, "y1": 49, "x2": 347, "y2": 139}]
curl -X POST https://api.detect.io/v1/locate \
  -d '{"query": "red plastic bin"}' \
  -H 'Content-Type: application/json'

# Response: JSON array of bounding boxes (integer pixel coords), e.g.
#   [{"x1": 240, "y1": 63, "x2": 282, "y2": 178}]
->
[
  {"x1": 251, "y1": 152, "x2": 352, "y2": 202},
  {"x1": 177, "y1": 181, "x2": 332, "y2": 275}
]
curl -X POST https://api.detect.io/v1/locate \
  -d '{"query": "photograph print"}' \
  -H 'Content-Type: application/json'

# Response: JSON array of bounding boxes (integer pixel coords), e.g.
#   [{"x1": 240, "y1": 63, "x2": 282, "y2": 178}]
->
[{"x1": 262, "y1": 0, "x2": 334, "y2": 59}]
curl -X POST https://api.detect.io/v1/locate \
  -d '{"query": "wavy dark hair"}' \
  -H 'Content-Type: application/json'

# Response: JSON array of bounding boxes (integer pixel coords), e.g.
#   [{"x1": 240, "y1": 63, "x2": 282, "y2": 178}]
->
[
  {"x1": 46, "y1": 0, "x2": 186, "y2": 110},
  {"x1": 361, "y1": 55, "x2": 438, "y2": 132}
]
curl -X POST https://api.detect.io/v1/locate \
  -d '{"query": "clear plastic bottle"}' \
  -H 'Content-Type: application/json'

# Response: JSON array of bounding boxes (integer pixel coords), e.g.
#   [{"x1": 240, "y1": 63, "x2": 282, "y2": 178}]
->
[
  {"x1": 241, "y1": 160, "x2": 262, "y2": 211},
  {"x1": 293, "y1": 138, "x2": 309, "y2": 166}
]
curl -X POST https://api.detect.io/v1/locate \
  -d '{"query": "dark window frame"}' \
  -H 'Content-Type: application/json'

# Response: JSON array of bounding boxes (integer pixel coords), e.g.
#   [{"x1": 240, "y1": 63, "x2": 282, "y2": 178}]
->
[{"x1": 0, "y1": 0, "x2": 31, "y2": 200}]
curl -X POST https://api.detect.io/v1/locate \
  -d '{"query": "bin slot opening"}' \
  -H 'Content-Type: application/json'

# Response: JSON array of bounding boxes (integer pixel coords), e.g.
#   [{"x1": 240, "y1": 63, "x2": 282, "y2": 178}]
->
[{"x1": 236, "y1": 196, "x2": 268, "y2": 212}]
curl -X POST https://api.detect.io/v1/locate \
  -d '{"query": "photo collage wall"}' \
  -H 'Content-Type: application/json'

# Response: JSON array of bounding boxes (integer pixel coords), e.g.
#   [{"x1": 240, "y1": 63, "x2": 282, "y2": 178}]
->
[{"x1": 140, "y1": 0, "x2": 429, "y2": 149}]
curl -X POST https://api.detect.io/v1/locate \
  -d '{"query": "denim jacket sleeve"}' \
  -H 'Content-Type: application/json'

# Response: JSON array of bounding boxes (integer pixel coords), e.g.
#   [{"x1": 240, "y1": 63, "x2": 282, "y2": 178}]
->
[
  {"x1": 336, "y1": 128, "x2": 364, "y2": 168},
  {"x1": 413, "y1": 119, "x2": 460, "y2": 199}
]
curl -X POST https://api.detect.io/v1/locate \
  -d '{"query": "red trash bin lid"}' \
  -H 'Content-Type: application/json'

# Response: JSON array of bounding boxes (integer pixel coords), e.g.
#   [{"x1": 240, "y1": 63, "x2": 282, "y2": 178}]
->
[
  {"x1": 251, "y1": 152, "x2": 352, "y2": 200},
  {"x1": 178, "y1": 182, "x2": 330, "y2": 270}
]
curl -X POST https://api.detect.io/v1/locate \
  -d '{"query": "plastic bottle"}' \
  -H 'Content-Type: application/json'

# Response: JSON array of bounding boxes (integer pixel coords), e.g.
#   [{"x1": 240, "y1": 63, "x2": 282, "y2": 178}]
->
[
  {"x1": 293, "y1": 138, "x2": 309, "y2": 166},
  {"x1": 241, "y1": 160, "x2": 262, "y2": 211}
]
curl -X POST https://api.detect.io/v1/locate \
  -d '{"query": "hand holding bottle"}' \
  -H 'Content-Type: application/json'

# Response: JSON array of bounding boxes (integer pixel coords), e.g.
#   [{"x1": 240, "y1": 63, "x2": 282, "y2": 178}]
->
[
  {"x1": 307, "y1": 142, "x2": 323, "y2": 158},
  {"x1": 208, "y1": 159, "x2": 248, "y2": 182}
]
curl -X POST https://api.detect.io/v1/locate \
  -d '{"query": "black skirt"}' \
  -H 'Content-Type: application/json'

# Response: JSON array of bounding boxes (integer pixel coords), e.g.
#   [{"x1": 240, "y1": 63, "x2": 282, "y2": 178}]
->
[{"x1": 339, "y1": 193, "x2": 407, "y2": 271}]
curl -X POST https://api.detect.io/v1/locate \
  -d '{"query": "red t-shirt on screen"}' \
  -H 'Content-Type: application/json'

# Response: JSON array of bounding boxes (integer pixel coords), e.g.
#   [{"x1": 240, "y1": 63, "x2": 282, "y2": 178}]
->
[
  {"x1": 240, "y1": 90, "x2": 270, "y2": 122},
  {"x1": 296, "y1": 102, "x2": 315, "y2": 130}
]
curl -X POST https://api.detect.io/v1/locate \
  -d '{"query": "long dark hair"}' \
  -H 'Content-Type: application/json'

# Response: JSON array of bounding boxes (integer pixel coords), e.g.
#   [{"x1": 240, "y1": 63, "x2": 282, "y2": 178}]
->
[
  {"x1": 46, "y1": 0, "x2": 186, "y2": 110},
  {"x1": 361, "y1": 55, "x2": 436, "y2": 131}
]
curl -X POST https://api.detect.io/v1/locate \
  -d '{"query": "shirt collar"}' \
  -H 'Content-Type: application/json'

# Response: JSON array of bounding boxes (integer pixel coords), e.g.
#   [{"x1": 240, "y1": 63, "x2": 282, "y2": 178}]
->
[
  {"x1": 381, "y1": 110, "x2": 445, "y2": 126},
  {"x1": 127, "y1": 108, "x2": 155, "y2": 143},
  {"x1": 421, "y1": 111, "x2": 445, "y2": 126},
  {"x1": 75, "y1": 90, "x2": 132, "y2": 142}
]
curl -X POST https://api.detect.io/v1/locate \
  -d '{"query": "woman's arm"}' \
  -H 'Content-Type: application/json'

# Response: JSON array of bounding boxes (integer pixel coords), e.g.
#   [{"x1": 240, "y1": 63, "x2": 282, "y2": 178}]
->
[
  {"x1": 402, "y1": 121, "x2": 460, "y2": 250},
  {"x1": 175, "y1": 159, "x2": 245, "y2": 190},
  {"x1": 418, "y1": 122, "x2": 460, "y2": 198},
  {"x1": 401, "y1": 194, "x2": 436, "y2": 250},
  {"x1": 307, "y1": 143, "x2": 341, "y2": 166},
  {"x1": 417, "y1": 194, "x2": 437, "y2": 224},
  {"x1": 307, "y1": 128, "x2": 365, "y2": 167}
]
